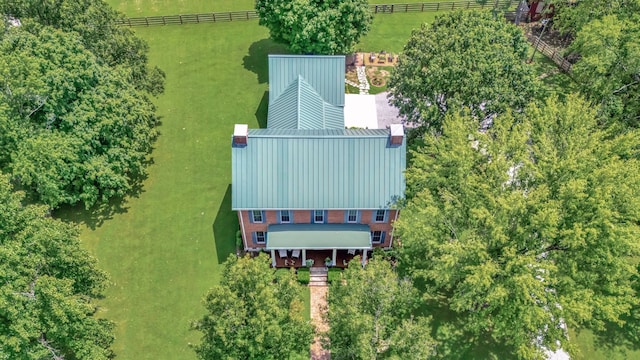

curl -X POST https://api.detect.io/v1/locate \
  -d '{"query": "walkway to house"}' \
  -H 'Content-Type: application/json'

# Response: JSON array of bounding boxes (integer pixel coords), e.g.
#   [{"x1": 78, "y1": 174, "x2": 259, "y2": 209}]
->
[{"x1": 310, "y1": 268, "x2": 330, "y2": 360}]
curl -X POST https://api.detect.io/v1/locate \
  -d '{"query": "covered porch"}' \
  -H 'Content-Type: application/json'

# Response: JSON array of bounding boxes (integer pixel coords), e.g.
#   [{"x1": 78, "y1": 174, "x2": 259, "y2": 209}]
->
[{"x1": 266, "y1": 223, "x2": 372, "y2": 268}]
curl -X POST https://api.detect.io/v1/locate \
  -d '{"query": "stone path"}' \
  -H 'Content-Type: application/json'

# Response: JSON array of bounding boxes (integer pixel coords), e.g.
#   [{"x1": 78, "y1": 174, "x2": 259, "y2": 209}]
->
[
  {"x1": 355, "y1": 66, "x2": 370, "y2": 95},
  {"x1": 309, "y1": 270, "x2": 330, "y2": 360}
]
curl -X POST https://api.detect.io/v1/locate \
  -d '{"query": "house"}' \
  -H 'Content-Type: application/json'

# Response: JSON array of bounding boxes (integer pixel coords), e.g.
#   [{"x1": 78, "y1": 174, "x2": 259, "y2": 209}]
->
[{"x1": 231, "y1": 55, "x2": 406, "y2": 267}]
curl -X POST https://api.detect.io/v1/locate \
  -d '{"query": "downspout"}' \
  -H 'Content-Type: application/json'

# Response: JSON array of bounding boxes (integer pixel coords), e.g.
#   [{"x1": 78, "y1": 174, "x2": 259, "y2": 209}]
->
[
  {"x1": 238, "y1": 210, "x2": 247, "y2": 250},
  {"x1": 388, "y1": 210, "x2": 400, "y2": 249}
]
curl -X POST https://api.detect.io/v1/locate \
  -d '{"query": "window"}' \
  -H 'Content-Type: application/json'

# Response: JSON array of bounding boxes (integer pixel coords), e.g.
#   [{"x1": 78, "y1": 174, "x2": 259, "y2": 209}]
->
[
  {"x1": 347, "y1": 210, "x2": 358, "y2": 223},
  {"x1": 375, "y1": 210, "x2": 387, "y2": 222},
  {"x1": 371, "y1": 231, "x2": 383, "y2": 243},
  {"x1": 280, "y1": 210, "x2": 290, "y2": 223},
  {"x1": 314, "y1": 210, "x2": 324, "y2": 223},
  {"x1": 251, "y1": 210, "x2": 263, "y2": 223},
  {"x1": 255, "y1": 231, "x2": 266, "y2": 244}
]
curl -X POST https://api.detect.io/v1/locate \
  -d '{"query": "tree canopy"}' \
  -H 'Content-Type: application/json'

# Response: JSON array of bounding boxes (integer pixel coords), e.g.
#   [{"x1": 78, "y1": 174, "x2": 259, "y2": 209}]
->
[
  {"x1": 0, "y1": 21, "x2": 159, "y2": 209},
  {"x1": 395, "y1": 95, "x2": 640, "y2": 359},
  {"x1": 567, "y1": 15, "x2": 640, "y2": 130},
  {"x1": 388, "y1": 10, "x2": 541, "y2": 131},
  {"x1": 0, "y1": 173, "x2": 114, "y2": 359},
  {"x1": 327, "y1": 257, "x2": 435, "y2": 359},
  {"x1": 192, "y1": 254, "x2": 314, "y2": 360},
  {"x1": 255, "y1": 0, "x2": 372, "y2": 55}
]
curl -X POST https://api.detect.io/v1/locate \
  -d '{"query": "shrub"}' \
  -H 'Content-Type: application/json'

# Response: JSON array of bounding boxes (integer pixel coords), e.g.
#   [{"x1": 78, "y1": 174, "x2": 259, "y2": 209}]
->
[
  {"x1": 297, "y1": 267, "x2": 310, "y2": 285},
  {"x1": 235, "y1": 230, "x2": 242, "y2": 248},
  {"x1": 274, "y1": 268, "x2": 294, "y2": 283},
  {"x1": 328, "y1": 268, "x2": 342, "y2": 284}
]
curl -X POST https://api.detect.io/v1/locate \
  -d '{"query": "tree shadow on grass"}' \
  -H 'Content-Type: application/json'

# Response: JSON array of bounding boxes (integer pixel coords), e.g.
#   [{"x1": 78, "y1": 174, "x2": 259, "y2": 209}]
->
[
  {"x1": 54, "y1": 196, "x2": 131, "y2": 230},
  {"x1": 212, "y1": 184, "x2": 237, "y2": 264},
  {"x1": 242, "y1": 38, "x2": 289, "y2": 84}
]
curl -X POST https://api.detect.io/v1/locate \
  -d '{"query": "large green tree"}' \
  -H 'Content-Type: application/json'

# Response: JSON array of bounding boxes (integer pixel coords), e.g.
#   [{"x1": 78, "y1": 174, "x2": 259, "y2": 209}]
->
[
  {"x1": 388, "y1": 10, "x2": 541, "y2": 131},
  {"x1": 0, "y1": 173, "x2": 114, "y2": 359},
  {"x1": 395, "y1": 95, "x2": 640, "y2": 359},
  {"x1": 0, "y1": 24, "x2": 158, "y2": 208},
  {"x1": 192, "y1": 254, "x2": 314, "y2": 360},
  {"x1": 327, "y1": 257, "x2": 435, "y2": 359},
  {"x1": 0, "y1": 0, "x2": 165, "y2": 95},
  {"x1": 255, "y1": 0, "x2": 372, "y2": 55},
  {"x1": 568, "y1": 15, "x2": 640, "y2": 129}
]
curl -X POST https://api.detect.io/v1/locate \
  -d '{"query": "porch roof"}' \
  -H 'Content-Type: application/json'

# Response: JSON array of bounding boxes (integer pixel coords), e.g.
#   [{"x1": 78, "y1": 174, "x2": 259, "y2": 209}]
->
[{"x1": 266, "y1": 224, "x2": 372, "y2": 250}]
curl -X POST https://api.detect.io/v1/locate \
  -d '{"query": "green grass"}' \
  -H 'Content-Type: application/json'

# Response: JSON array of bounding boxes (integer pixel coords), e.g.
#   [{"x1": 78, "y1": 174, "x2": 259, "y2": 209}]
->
[
  {"x1": 56, "y1": 22, "x2": 289, "y2": 359},
  {"x1": 301, "y1": 286, "x2": 311, "y2": 322},
  {"x1": 107, "y1": 0, "x2": 455, "y2": 17},
  {"x1": 357, "y1": 12, "x2": 438, "y2": 53},
  {"x1": 570, "y1": 329, "x2": 640, "y2": 360}
]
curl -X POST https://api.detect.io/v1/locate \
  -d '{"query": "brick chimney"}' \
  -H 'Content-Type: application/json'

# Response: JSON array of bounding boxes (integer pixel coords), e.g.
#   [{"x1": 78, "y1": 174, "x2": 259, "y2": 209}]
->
[
  {"x1": 233, "y1": 124, "x2": 248, "y2": 146},
  {"x1": 389, "y1": 124, "x2": 404, "y2": 146}
]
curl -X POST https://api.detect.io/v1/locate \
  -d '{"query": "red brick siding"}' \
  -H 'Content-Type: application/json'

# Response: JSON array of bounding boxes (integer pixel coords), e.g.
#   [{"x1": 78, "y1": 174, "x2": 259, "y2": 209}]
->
[{"x1": 239, "y1": 209, "x2": 399, "y2": 250}]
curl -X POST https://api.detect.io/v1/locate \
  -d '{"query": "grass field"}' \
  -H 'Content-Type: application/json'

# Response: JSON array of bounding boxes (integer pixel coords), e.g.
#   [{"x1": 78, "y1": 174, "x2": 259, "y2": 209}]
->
[
  {"x1": 64, "y1": 2, "x2": 638, "y2": 360},
  {"x1": 106, "y1": 0, "x2": 499, "y2": 17}
]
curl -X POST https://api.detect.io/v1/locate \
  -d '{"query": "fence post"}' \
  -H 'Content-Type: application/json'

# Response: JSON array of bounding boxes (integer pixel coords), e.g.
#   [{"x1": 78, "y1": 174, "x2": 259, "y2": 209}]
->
[
  {"x1": 437, "y1": 2, "x2": 440, "y2": 10},
  {"x1": 213, "y1": 12, "x2": 216, "y2": 22},
  {"x1": 145, "y1": 17, "x2": 149, "y2": 26},
  {"x1": 452, "y1": 2, "x2": 455, "y2": 10},
  {"x1": 179, "y1": 15, "x2": 182, "y2": 24},
  {"x1": 422, "y1": 2, "x2": 425, "y2": 11},
  {"x1": 246, "y1": 11, "x2": 249, "y2": 20},
  {"x1": 391, "y1": 4, "x2": 394, "y2": 12}
]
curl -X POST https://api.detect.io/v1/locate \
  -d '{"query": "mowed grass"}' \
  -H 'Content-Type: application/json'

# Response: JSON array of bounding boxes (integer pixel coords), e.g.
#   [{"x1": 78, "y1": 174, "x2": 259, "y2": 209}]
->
[
  {"x1": 107, "y1": 0, "x2": 486, "y2": 18},
  {"x1": 65, "y1": 22, "x2": 287, "y2": 359}
]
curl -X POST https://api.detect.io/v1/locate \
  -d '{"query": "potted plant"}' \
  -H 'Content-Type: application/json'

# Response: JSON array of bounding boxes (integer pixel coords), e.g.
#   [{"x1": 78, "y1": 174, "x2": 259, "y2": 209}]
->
[
  {"x1": 324, "y1": 257, "x2": 332, "y2": 267},
  {"x1": 305, "y1": 259, "x2": 315, "y2": 267}
]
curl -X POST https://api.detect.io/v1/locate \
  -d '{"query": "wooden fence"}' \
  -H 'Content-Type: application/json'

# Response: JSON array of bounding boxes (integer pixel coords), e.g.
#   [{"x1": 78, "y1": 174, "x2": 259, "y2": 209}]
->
[
  {"x1": 526, "y1": 34, "x2": 573, "y2": 72},
  {"x1": 115, "y1": 1, "x2": 515, "y2": 27}
]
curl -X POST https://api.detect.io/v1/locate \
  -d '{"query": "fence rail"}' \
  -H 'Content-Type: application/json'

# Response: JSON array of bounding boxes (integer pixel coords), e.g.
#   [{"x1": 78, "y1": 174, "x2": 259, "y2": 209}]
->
[
  {"x1": 526, "y1": 34, "x2": 573, "y2": 72},
  {"x1": 115, "y1": 1, "x2": 514, "y2": 27}
]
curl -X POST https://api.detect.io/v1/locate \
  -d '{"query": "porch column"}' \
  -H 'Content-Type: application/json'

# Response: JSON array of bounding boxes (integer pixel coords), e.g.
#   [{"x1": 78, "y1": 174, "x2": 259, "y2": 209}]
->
[
  {"x1": 270, "y1": 250, "x2": 276, "y2": 267},
  {"x1": 332, "y1": 248, "x2": 337, "y2": 266},
  {"x1": 361, "y1": 249, "x2": 368, "y2": 267},
  {"x1": 302, "y1": 249, "x2": 307, "y2": 264}
]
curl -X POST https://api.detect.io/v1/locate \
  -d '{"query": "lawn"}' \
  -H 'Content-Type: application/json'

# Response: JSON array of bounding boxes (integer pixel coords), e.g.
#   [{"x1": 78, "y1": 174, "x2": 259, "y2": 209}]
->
[
  {"x1": 62, "y1": 2, "x2": 639, "y2": 360},
  {"x1": 106, "y1": 0, "x2": 499, "y2": 17}
]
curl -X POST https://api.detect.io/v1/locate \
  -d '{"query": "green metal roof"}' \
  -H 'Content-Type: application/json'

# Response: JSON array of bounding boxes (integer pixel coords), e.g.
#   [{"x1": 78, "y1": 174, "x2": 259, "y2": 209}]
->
[
  {"x1": 268, "y1": 55, "x2": 345, "y2": 107},
  {"x1": 231, "y1": 129, "x2": 406, "y2": 210},
  {"x1": 266, "y1": 224, "x2": 372, "y2": 250},
  {"x1": 268, "y1": 76, "x2": 344, "y2": 129}
]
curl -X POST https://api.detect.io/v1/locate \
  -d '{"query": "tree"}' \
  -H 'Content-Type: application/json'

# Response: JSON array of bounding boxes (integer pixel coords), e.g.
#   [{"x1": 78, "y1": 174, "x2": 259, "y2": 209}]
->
[
  {"x1": 255, "y1": 0, "x2": 372, "y2": 55},
  {"x1": 395, "y1": 95, "x2": 640, "y2": 359},
  {"x1": 0, "y1": 0, "x2": 165, "y2": 95},
  {"x1": 0, "y1": 24, "x2": 158, "y2": 208},
  {"x1": 568, "y1": 15, "x2": 640, "y2": 130},
  {"x1": 553, "y1": 0, "x2": 640, "y2": 35},
  {"x1": 327, "y1": 257, "x2": 435, "y2": 359},
  {"x1": 0, "y1": 173, "x2": 114, "y2": 359},
  {"x1": 191, "y1": 254, "x2": 314, "y2": 360},
  {"x1": 388, "y1": 10, "x2": 541, "y2": 131}
]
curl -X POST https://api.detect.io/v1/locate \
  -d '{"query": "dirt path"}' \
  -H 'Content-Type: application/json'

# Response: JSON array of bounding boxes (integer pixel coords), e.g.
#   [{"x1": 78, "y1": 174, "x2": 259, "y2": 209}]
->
[{"x1": 310, "y1": 286, "x2": 330, "y2": 360}]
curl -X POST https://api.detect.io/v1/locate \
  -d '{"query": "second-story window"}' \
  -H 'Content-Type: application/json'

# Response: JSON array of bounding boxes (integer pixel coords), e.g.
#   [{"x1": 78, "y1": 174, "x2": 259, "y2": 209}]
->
[
  {"x1": 347, "y1": 210, "x2": 358, "y2": 223},
  {"x1": 314, "y1": 210, "x2": 324, "y2": 223},
  {"x1": 252, "y1": 210, "x2": 263, "y2": 223},
  {"x1": 280, "y1": 210, "x2": 291, "y2": 223},
  {"x1": 375, "y1": 210, "x2": 387, "y2": 222}
]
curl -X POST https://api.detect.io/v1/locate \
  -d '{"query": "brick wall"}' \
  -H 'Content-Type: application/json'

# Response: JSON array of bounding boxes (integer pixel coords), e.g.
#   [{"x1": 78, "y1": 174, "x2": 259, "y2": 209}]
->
[{"x1": 238, "y1": 209, "x2": 399, "y2": 250}]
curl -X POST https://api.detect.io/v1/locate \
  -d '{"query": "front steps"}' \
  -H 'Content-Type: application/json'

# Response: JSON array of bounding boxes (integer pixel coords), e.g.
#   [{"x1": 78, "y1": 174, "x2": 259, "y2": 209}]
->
[{"x1": 309, "y1": 267, "x2": 328, "y2": 287}]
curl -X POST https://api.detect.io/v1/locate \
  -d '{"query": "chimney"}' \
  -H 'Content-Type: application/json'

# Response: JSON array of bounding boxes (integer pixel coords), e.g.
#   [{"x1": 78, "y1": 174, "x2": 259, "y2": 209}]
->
[
  {"x1": 233, "y1": 124, "x2": 248, "y2": 146},
  {"x1": 389, "y1": 124, "x2": 404, "y2": 146}
]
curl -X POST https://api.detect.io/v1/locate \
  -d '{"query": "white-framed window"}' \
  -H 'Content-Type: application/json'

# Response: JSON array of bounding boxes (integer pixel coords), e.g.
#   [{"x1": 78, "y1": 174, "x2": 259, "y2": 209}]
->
[
  {"x1": 280, "y1": 210, "x2": 291, "y2": 223},
  {"x1": 255, "y1": 231, "x2": 266, "y2": 244},
  {"x1": 374, "y1": 210, "x2": 387, "y2": 222},
  {"x1": 251, "y1": 210, "x2": 263, "y2": 223},
  {"x1": 347, "y1": 210, "x2": 358, "y2": 223},
  {"x1": 371, "y1": 231, "x2": 383, "y2": 243},
  {"x1": 314, "y1": 210, "x2": 324, "y2": 223}
]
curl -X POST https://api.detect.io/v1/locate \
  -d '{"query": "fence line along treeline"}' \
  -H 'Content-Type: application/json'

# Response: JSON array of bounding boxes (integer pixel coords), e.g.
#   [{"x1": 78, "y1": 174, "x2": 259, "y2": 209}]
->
[{"x1": 114, "y1": 1, "x2": 515, "y2": 27}]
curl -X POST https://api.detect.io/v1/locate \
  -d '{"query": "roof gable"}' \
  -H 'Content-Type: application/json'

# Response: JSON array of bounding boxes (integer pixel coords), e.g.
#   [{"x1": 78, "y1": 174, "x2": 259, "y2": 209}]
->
[
  {"x1": 268, "y1": 55, "x2": 345, "y2": 108},
  {"x1": 268, "y1": 75, "x2": 344, "y2": 130}
]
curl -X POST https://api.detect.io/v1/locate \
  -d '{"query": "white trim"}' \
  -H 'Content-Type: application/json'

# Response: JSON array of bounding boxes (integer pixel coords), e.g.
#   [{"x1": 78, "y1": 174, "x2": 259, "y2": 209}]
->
[
  {"x1": 239, "y1": 211, "x2": 247, "y2": 250},
  {"x1": 389, "y1": 210, "x2": 399, "y2": 248}
]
